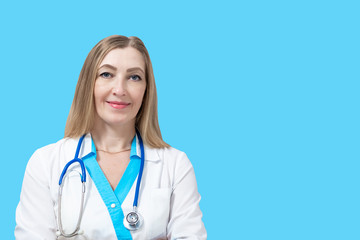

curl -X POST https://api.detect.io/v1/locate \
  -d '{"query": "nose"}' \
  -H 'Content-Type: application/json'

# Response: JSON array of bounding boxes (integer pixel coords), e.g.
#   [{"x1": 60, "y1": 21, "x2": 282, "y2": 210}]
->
[{"x1": 112, "y1": 77, "x2": 127, "y2": 96}]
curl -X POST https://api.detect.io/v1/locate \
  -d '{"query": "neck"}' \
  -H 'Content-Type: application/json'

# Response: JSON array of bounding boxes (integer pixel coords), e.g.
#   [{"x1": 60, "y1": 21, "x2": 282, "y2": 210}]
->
[{"x1": 91, "y1": 121, "x2": 136, "y2": 152}]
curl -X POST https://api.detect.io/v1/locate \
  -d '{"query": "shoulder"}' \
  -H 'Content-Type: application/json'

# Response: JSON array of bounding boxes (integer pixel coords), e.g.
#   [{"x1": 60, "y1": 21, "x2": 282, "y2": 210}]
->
[
  {"x1": 27, "y1": 137, "x2": 79, "y2": 171},
  {"x1": 156, "y1": 146, "x2": 185, "y2": 157},
  {"x1": 32, "y1": 137, "x2": 77, "y2": 159},
  {"x1": 149, "y1": 145, "x2": 194, "y2": 170}
]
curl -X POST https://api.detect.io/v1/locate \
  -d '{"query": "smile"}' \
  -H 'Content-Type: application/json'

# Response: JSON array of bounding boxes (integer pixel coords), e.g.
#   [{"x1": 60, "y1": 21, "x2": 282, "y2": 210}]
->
[{"x1": 106, "y1": 101, "x2": 130, "y2": 109}]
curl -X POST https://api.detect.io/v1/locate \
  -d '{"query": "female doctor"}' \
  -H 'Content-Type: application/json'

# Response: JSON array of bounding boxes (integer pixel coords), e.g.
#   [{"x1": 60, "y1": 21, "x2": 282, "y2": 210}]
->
[{"x1": 15, "y1": 35, "x2": 206, "y2": 240}]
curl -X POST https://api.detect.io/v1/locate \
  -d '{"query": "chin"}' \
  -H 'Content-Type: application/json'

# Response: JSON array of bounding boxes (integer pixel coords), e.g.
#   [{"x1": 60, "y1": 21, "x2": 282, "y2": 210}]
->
[
  {"x1": 106, "y1": 118, "x2": 135, "y2": 127},
  {"x1": 94, "y1": 112, "x2": 136, "y2": 128}
]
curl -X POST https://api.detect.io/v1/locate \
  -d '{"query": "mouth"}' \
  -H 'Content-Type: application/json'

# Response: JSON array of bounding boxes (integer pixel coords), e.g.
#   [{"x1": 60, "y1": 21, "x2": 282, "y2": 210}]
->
[{"x1": 106, "y1": 101, "x2": 130, "y2": 109}]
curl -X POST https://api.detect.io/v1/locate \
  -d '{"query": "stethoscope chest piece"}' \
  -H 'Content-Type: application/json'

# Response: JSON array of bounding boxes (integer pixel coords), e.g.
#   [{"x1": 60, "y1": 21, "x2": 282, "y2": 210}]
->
[{"x1": 123, "y1": 209, "x2": 143, "y2": 231}]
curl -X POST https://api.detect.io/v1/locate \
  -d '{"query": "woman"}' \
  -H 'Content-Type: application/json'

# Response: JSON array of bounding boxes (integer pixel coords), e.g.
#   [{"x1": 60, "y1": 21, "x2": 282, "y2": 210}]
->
[{"x1": 15, "y1": 35, "x2": 206, "y2": 240}]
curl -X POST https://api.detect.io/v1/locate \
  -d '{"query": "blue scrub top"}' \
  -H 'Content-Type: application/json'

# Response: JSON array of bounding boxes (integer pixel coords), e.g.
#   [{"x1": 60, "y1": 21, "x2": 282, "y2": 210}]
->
[{"x1": 82, "y1": 136, "x2": 140, "y2": 240}]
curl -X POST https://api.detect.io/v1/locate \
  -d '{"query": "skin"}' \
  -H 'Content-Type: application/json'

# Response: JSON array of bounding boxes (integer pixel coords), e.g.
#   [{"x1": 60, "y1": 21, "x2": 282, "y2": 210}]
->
[{"x1": 91, "y1": 47, "x2": 147, "y2": 190}]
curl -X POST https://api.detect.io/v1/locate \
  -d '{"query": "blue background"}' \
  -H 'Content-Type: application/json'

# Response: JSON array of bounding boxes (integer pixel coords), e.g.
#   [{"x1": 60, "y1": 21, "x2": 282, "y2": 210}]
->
[{"x1": 1, "y1": 0, "x2": 359, "y2": 239}]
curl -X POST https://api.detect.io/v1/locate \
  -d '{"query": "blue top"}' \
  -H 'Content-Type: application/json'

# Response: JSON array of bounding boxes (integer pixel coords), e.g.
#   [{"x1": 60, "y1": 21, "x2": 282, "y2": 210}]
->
[{"x1": 82, "y1": 136, "x2": 140, "y2": 240}]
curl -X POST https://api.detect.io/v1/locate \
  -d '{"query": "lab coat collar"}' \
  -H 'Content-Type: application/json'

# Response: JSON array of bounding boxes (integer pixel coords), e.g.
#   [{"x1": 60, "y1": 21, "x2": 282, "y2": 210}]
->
[{"x1": 79, "y1": 133, "x2": 160, "y2": 162}]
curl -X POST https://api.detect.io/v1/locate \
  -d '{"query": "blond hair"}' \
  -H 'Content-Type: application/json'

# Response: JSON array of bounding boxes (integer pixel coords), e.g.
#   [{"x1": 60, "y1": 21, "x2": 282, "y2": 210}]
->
[{"x1": 65, "y1": 35, "x2": 169, "y2": 148}]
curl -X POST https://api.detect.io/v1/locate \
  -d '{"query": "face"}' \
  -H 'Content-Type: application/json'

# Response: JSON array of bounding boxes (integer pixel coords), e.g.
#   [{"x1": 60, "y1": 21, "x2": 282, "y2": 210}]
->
[{"x1": 93, "y1": 47, "x2": 146, "y2": 128}]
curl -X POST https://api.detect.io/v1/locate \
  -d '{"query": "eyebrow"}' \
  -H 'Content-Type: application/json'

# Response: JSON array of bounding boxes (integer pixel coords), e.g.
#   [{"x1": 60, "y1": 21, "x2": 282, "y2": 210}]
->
[
  {"x1": 99, "y1": 64, "x2": 117, "y2": 71},
  {"x1": 98, "y1": 64, "x2": 145, "y2": 75},
  {"x1": 127, "y1": 67, "x2": 145, "y2": 75}
]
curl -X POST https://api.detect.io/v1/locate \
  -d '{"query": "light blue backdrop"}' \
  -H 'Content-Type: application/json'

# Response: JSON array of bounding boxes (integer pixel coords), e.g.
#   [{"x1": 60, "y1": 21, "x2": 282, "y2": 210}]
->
[{"x1": 1, "y1": 1, "x2": 359, "y2": 239}]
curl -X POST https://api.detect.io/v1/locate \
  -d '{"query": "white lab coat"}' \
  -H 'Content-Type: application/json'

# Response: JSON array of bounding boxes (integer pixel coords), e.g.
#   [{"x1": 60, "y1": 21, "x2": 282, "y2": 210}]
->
[{"x1": 15, "y1": 134, "x2": 206, "y2": 240}]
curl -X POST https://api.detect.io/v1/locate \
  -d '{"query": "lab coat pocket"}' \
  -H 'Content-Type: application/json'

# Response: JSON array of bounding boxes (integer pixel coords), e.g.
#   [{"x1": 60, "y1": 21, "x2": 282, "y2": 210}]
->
[{"x1": 147, "y1": 187, "x2": 172, "y2": 239}]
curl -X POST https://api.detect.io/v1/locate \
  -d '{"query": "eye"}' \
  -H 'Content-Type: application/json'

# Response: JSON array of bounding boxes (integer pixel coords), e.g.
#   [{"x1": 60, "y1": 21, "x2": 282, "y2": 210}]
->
[
  {"x1": 129, "y1": 74, "x2": 142, "y2": 81},
  {"x1": 99, "y1": 72, "x2": 113, "y2": 78}
]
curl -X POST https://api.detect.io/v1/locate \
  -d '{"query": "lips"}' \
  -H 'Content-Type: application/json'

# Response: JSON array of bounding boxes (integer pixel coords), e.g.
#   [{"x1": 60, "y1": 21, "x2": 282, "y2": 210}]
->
[{"x1": 106, "y1": 101, "x2": 130, "y2": 109}]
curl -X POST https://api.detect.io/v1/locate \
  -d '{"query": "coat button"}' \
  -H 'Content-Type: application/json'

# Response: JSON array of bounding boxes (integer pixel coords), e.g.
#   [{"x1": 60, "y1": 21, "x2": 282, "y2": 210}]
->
[{"x1": 111, "y1": 203, "x2": 116, "y2": 208}]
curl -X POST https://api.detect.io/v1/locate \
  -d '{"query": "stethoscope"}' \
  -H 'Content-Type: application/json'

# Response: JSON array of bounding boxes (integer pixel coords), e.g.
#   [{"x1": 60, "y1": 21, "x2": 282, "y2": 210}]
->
[{"x1": 56, "y1": 130, "x2": 145, "y2": 238}]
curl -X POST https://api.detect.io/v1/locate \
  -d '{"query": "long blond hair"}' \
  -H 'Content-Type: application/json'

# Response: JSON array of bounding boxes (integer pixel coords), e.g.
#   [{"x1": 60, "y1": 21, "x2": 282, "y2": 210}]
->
[{"x1": 65, "y1": 35, "x2": 169, "y2": 148}]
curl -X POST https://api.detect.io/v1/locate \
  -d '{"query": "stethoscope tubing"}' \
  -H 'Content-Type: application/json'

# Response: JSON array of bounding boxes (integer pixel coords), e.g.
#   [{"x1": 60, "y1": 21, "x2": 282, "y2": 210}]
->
[
  {"x1": 133, "y1": 129, "x2": 144, "y2": 208},
  {"x1": 57, "y1": 131, "x2": 145, "y2": 237},
  {"x1": 57, "y1": 134, "x2": 87, "y2": 238},
  {"x1": 59, "y1": 134, "x2": 86, "y2": 185}
]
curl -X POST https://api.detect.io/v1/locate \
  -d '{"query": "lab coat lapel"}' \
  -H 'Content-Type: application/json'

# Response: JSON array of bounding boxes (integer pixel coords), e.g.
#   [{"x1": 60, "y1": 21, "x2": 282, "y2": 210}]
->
[{"x1": 133, "y1": 134, "x2": 161, "y2": 162}]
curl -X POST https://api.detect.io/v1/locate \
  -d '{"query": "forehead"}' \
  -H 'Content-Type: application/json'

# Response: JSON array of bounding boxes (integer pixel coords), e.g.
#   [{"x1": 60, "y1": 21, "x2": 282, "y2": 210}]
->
[{"x1": 100, "y1": 47, "x2": 145, "y2": 70}]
